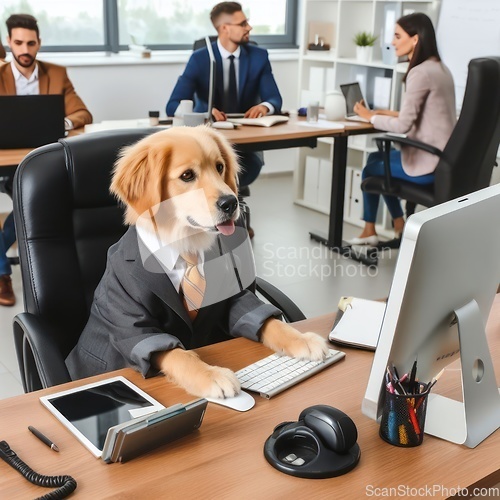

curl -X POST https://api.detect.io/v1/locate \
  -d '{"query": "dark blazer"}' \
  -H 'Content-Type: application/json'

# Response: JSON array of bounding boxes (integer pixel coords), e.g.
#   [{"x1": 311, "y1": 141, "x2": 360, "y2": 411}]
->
[
  {"x1": 166, "y1": 41, "x2": 282, "y2": 116},
  {"x1": 0, "y1": 60, "x2": 92, "y2": 129},
  {"x1": 66, "y1": 226, "x2": 281, "y2": 380}
]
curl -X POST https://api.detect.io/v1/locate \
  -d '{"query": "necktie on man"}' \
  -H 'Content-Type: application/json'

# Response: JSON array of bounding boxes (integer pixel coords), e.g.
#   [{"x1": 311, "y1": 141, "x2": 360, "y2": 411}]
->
[
  {"x1": 180, "y1": 253, "x2": 206, "y2": 320},
  {"x1": 225, "y1": 55, "x2": 238, "y2": 113}
]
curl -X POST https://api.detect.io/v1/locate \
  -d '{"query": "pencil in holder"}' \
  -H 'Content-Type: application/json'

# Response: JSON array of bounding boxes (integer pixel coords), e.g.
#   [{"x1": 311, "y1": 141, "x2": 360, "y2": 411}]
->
[{"x1": 379, "y1": 384, "x2": 429, "y2": 447}]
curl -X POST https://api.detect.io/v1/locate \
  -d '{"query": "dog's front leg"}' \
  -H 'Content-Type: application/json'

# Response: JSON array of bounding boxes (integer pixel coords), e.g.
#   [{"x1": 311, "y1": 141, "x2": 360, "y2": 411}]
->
[
  {"x1": 260, "y1": 318, "x2": 329, "y2": 361},
  {"x1": 154, "y1": 348, "x2": 240, "y2": 399}
]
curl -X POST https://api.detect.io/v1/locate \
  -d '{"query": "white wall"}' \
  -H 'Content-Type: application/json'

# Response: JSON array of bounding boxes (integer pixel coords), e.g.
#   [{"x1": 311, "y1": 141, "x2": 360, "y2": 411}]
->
[
  {"x1": 43, "y1": 52, "x2": 300, "y2": 174},
  {"x1": 63, "y1": 55, "x2": 299, "y2": 121}
]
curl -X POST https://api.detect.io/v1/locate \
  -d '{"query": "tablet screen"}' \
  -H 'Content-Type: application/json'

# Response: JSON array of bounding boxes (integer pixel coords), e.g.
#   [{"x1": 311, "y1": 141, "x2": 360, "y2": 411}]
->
[
  {"x1": 40, "y1": 376, "x2": 164, "y2": 457},
  {"x1": 340, "y1": 82, "x2": 370, "y2": 115}
]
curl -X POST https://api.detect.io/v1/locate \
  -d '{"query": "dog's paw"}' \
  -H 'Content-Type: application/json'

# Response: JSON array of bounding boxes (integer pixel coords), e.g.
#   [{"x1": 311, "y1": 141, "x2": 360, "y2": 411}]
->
[
  {"x1": 293, "y1": 332, "x2": 329, "y2": 361},
  {"x1": 261, "y1": 320, "x2": 329, "y2": 361},
  {"x1": 159, "y1": 349, "x2": 241, "y2": 399},
  {"x1": 196, "y1": 365, "x2": 241, "y2": 399},
  {"x1": 279, "y1": 330, "x2": 330, "y2": 361},
  {"x1": 174, "y1": 363, "x2": 241, "y2": 399}
]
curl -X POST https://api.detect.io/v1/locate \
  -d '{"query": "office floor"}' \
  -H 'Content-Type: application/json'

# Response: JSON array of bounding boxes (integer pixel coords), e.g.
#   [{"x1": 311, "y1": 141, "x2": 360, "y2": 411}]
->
[{"x1": 0, "y1": 173, "x2": 400, "y2": 400}]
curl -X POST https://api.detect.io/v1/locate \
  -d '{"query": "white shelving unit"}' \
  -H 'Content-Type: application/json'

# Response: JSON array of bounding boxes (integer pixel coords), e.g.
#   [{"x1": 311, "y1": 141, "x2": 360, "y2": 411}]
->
[{"x1": 294, "y1": 0, "x2": 440, "y2": 237}]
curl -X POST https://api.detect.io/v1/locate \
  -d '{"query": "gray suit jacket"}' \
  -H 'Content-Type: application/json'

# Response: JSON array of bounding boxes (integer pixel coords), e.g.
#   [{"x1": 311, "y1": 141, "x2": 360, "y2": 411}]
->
[{"x1": 66, "y1": 226, "x2": 281, "y2": 379}]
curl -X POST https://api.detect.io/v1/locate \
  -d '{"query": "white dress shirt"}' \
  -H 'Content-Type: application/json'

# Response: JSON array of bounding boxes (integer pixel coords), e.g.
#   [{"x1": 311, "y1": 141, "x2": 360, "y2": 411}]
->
[
  {"x1": 11, "y1": 60, "x2": 39, "y2": 96},
  {"x1": 216, "y1": 39, "x2": 274, "y2": 114},
  {"x1": 136, "y1": 223, "x2": 204, "y2": 293}
]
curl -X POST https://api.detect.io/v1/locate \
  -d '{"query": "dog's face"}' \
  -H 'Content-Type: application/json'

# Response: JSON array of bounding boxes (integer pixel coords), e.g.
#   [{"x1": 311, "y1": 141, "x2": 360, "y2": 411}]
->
[{"x1": 111, "y1": 126, "x2": 241, "y2": 252}]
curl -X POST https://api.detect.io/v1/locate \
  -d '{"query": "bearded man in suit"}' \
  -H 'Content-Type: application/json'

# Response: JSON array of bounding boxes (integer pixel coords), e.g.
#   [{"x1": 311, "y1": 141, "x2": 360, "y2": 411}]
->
[
  {"x1": 0, "y1": 13, "x2": 92, "y2": 306},
  {"x1": 167, "y1": 2, "x2": 282, "y2": 236}
]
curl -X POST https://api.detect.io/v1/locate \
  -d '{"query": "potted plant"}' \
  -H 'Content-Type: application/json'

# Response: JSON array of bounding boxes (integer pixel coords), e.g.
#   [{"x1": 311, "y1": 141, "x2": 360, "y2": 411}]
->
[{"x1": 353, "y1": 31, "x2": 377, "y2": 63}]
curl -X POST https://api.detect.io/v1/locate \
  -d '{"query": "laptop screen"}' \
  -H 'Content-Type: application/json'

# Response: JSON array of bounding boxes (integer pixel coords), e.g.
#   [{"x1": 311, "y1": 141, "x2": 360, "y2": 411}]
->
[
  {"x1": 0, "y1": 94, "x2": 65, "y2": 149},
  {"x1": 340, "y1": 82, "x2": 368, "y2": 116}
]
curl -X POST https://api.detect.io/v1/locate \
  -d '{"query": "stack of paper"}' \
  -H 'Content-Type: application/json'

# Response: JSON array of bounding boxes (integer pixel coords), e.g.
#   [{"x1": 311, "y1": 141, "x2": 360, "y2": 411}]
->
[
  {"x1": 228, "y1": 115, "x2": 289, "y2": 127},
  {"x1": 329, "y1": 297, "x2": 386, "y2": 350}
]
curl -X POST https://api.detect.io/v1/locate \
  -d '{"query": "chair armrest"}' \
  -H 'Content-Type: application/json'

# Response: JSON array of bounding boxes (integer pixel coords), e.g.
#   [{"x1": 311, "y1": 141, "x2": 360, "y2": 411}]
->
[
  {"x1": 13, "y1": 313, "x2": 72, "y2": 393},
  {"x1": 255, "y1": 277, "x2": 306, "y2": 323},
  {"x1": 374, "y1": 135, "x2": 444, "y2": 194},
  {"x1": 375, "y1": 135, "x2": 444, "y2": 156}
]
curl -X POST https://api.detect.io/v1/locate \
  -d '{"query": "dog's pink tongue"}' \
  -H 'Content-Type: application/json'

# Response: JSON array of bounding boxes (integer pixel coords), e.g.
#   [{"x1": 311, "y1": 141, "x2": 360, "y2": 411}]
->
[{"x1": 217, "y1": 220, "x2": 235, "y2": 236}]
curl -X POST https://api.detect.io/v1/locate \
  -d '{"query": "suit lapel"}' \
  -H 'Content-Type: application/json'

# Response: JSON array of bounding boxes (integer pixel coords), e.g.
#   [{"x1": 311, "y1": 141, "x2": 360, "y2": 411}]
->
[
  {"x1": 125, "y1": 228, "x2": 193, "y2": 327},
  {"x1": 198, "y1": 238, "x2": 243, "y2": 312},
  {"x1": 193, "y1": 241, "x2": 232, "y2": 325},
  {"x1": 0, "y1": 64, "x2": 17, "y2": 94},
  {"x1": 238, "y1": 45, "x2": 250, "y2": 102},
  {"x1": 214, "y1": 45, "x2": 225, "y2": 111},
  {"x1": 124, "y1": 228, "x2": 244, "y2": 330},
  {"x1": 37, "y1": 62, "x2": 49, "y2": 94}
]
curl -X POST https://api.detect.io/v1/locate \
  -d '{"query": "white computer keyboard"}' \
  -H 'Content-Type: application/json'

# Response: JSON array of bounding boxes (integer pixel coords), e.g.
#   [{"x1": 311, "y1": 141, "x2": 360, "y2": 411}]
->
[{"x1": 235, "y1": 349, "x2": 345, "y2": 399}]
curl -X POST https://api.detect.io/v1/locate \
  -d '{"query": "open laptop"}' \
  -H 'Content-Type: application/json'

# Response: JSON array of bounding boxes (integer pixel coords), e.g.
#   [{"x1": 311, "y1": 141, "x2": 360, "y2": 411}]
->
[
  {"x1": 0, "y1": 94, "x2": 65, "y2": 149},
  {"x1": 340, "y1": 82, "x2": 371, "y2": 123}
]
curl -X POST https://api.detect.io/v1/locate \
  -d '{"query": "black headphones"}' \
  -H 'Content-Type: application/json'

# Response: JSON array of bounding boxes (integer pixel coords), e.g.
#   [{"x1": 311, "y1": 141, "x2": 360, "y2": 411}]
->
[{"x1": 263, "y1": 405, "x2": 360, "y2": 479}]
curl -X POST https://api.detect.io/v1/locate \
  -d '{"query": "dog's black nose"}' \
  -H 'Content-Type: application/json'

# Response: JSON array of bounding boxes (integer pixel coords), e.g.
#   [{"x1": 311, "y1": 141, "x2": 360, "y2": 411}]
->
[{"x1": 217, "y1": 195, "x2": 238, "y2": 215}]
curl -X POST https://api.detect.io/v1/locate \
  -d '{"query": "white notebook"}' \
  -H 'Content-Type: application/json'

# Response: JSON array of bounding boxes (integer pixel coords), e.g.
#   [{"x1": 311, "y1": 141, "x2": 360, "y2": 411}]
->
[
  {"x1": 328, "y1": 297, "x2": 386, "y2": 350},
  {"x1": 228, "y1": 115, "x2": 289, "y2": 127}
]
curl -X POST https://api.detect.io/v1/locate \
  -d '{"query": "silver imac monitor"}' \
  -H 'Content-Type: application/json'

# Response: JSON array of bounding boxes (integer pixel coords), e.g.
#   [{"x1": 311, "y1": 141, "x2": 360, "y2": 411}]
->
[{"x1": 362, "y1": 184, "x2": 500, "y2": 448}]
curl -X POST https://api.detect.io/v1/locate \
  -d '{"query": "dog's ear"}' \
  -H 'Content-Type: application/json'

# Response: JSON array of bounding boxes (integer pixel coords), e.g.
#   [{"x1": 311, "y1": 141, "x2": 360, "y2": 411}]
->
[
  {"x1": 205, "y1": 127, "x2": 240, "y2": 195},
  {"x1": 111, "y1": 138, "x2": 171, "y2": 222}
]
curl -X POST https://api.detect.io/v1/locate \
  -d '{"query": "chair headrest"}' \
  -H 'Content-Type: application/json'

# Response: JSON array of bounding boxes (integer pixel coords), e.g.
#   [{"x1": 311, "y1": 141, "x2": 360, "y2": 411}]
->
[{"x1": 60, "y1": 129, "x2": 157, "y2": 208}]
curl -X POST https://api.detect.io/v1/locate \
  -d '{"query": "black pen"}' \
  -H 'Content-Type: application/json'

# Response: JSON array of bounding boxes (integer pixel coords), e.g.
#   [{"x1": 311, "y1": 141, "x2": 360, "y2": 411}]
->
[
  {"x1": 409, "y1": 359, "x2": 418, "y2": 393},
  {"x1": 28, "y1": 426, "x2": 60, "y2": 452}
]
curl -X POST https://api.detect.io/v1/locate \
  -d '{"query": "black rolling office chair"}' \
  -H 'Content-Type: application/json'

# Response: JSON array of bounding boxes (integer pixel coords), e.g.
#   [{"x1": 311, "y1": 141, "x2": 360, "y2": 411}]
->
[
  {"x1": 361, "y1": 57, "x2": 500, "y2": 259},
  {"x1": 12, "y1": 129, "x2": 304, "y2": 393},
  {"x1": 193, "y1": 36, "x2": 257, "y2": 51},
  {"x1": 193, "y1": 35, "x2": 217, "y2": 51}
]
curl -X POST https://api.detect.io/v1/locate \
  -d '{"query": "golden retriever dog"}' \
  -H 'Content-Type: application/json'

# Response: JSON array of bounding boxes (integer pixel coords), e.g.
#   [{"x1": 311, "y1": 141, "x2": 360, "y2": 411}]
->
[{"x1": 86, "y1": 126, "x2": 329, "y2": 399}]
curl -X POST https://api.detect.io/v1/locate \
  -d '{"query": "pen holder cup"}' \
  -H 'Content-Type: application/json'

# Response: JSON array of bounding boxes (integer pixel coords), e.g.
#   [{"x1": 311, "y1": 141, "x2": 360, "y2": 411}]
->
[{"x1": 379, "y1": 385, "x2": 429, "y2": 447}]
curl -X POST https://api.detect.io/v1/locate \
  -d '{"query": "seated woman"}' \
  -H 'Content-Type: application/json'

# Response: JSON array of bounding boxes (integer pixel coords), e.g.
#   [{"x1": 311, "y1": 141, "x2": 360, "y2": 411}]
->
[{"x1": 349, "y1": 12, "x2": 456, "y2": 245}]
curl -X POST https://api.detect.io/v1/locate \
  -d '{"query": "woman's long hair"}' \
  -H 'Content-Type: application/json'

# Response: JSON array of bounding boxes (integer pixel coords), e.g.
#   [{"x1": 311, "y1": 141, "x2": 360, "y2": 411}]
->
[{"x1": 397, "y1": 13, "x2": 440, "y2": 82}]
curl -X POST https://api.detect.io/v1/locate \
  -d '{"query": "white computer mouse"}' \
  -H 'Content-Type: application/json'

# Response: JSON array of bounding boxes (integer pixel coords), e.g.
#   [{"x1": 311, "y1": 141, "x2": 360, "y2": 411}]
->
[
  {"x1": 211, "y1": 121, "x2": 235, "y2": 129},
  {"x1": 205, "y1": 391, "x2": 255, "y2": 411}
]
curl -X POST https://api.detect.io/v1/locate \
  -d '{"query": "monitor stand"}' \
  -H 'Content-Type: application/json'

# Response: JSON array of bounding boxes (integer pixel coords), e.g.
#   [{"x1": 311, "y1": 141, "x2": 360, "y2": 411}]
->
[{"x1": 424, "y1": 299, "x2": 500, "y2": 448}]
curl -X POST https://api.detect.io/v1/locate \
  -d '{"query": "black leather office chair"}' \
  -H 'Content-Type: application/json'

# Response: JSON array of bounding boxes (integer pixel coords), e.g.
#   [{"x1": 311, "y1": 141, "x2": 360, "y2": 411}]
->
[
  {"x1": 193, "y1": 35, "x2": 217, "y2": 51},
  {"x1": 12, "y1": 129, "x2": 304, "y2": 393},
  {"x1": 362, "y1": 57, "x2": 500, "y2": 252}
]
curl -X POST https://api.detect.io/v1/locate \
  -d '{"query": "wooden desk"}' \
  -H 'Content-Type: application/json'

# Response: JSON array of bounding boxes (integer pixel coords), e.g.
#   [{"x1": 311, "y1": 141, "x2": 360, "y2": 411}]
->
[
  {"x1": 222, "y1": 119, "x2": 376, "y2": 249},
  {"x1": 1, "y1": 296, "x2": 499, "y2": 499},
  {"x1": 0, "y1": 149, "x2": 32, "y2": 167},
  {"x1": 222, "y1": 118, "x2": 374, "y2": 248},
  {"x1": 0, "y1": 129, "x2": 83, "y2": 167},
  {"x1": 0, "y1": 119, "x2": 373, "y2": 248}
]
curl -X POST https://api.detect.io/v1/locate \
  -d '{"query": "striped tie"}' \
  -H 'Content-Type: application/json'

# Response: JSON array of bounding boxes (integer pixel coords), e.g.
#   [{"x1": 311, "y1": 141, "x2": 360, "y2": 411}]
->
[{"x1": 180, "y1": 253, "x2": 206, "y2": 320}]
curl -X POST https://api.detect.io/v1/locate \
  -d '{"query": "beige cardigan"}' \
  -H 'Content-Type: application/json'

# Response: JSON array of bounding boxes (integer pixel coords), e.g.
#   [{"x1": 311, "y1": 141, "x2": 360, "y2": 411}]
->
[{"x1": 372, "y1": 59, "x2": 456, "y2": 176}]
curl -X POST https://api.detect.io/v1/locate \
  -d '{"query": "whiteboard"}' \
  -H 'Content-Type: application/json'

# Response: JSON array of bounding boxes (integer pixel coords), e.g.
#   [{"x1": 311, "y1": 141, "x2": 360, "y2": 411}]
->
[{"x1": 437, "y1": 0, "x2": 500, "y2": 108}]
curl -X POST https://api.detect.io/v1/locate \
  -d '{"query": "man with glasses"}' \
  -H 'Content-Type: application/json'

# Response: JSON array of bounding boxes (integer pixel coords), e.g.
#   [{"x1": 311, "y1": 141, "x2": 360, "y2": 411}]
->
[{"x1": 167, "y1": 2, "x2": 283, "y2": 236}]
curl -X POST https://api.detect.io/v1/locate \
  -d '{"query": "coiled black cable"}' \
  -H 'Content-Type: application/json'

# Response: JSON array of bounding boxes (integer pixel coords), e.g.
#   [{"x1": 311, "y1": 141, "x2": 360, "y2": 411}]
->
[{"x1": 0, "y1": 440, "x2": 77, "y2": 499}]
